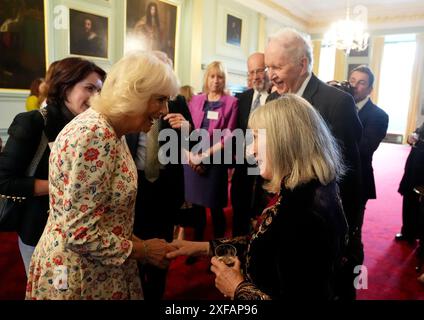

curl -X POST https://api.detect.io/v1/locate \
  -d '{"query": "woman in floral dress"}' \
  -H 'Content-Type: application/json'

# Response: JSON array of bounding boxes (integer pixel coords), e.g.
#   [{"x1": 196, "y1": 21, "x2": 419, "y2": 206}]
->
[{"x1": 25, "y1": 51, "x2": 179, "y2": 300}]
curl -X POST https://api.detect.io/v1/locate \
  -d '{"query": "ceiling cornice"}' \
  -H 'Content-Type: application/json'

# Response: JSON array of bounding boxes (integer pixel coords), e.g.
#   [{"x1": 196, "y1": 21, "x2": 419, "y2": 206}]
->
[{"x1": 260, "y1": 0, "x2": 309, "y2": 27}]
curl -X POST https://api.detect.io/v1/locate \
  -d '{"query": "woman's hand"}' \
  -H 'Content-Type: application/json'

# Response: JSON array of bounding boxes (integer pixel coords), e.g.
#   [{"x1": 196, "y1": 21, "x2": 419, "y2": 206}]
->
[
  {"x1": 163, "y1": 113, "x2": 191, "y2": 130},
  {"x1": 210, "y1": 256, "x2": 244, "y2": 299},
  {"x1": 132, "y1": 238, "x2": 175, "y2": 269},
  {"x1": 407, "y1": 133, "x2": 419, "y2": 145},
  {"x1": 33, "y1": 179, "x2": 49, "y2": 196},
  {"x1": 166, "y1": 240, "x2": 210, "y2": 259},
  {"x1": 188, "y1": 151, "x2": 208, "y2": 166}
]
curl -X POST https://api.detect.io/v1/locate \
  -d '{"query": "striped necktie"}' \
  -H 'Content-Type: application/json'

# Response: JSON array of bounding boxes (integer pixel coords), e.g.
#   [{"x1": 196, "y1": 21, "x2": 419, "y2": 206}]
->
[{"x1": 252, "y1": 93, "x2": 261, "y2": 112}]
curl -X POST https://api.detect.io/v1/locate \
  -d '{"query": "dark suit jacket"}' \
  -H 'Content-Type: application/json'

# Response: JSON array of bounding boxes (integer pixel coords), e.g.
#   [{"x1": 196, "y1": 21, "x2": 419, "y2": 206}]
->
[
  {"x1": 267, "y1": 74, "x2": 363, "y2": 228},
  {"x1": 0, "y1": 103, "x2": 75, "y2": 245},
  {"x1": 126, "y1": 95, "x2": 194, "y2": 239},
  {"x1": 235, "y1": 89, "x2": 254, "y2": 133},
  {"x1": 399, "y1": 122, "x2": 424, "y2": 195},
  {"x1": 358, "y1": 99, "x2": 389, "y2": 200}
]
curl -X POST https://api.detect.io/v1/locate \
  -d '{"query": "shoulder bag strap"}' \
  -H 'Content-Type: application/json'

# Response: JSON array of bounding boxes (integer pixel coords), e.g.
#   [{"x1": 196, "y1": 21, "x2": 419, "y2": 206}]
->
[{"x1": 26, "y1": 108, "x2": 48, "y2": 177}]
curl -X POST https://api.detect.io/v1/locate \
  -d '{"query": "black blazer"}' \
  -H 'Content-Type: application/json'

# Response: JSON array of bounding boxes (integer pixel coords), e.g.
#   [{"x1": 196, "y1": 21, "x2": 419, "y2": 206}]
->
[
  {"x1": 358, "y1": 99, "x2": 389, "y2": 200},
  {"x1": 126, "y1": 95, "x2": 194, "y2": 210},
  {"x1": 215, "y1": 180, "x2": 348, "y2": 300},
  {"x1": 267, "y1": 74, "x2": 363, "y2": 228},
  {"x1": 399, "y1": 122, "x2": 424, "y2": 195},
  {"x1": 0, "y1": 104, "x2": 75, "y2": 245},
  {"x1": 235, "y1": 89, "x2": 254, "y2": 133}
]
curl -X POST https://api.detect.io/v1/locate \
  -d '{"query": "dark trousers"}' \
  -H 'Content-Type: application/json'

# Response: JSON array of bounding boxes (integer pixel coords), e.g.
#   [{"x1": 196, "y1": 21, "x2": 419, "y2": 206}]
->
[
  {"x1": 334, "y1": 198, "x2": 367, "y2": 301},
  {"x1": 401, "y1": 192, "x2": 421, "y2": 239},
  {"x1": 231, "y1": 165, "x2": 256, "y2": 236},
  {"x1": 133, "y1": 172, "x2": 178, "y2": 300},
  {"x1": 179, "y1": 205, "x2": 225, "y2": 240}
]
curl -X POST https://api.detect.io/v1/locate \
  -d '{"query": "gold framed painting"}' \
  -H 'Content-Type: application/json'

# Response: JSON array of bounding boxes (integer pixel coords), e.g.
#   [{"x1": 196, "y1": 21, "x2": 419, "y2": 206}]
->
[
  {"x1": 126, "y1": 0, "x2": 178, "y2": 65},
  {"x1": 69, "y1": 9, "x2": 109, "y2": 59},
  {"x1": 0, "y1": 0, "x2": 46, "y2": 91}
]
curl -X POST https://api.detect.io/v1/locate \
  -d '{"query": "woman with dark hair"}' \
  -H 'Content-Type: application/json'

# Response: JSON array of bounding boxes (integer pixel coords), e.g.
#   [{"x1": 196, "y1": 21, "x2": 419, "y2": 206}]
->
[
  {"x1": 38, "y1": 60, "x2": 60, "y2": 108},
  {"x1": 134, "y1": 2, "x2": 161, "y2": 51},
  {"x1": 25, "y1": 78, "x2": 43, "y2": 111},
  {"x1": 0, "y1": 57, "x2": 106, "y2": 275}
]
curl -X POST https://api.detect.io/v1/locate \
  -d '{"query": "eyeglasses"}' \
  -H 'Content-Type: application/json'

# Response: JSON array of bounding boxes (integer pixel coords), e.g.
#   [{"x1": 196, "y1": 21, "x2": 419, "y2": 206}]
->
[
  {"x1": 264, "y1": 66, "x2": 284, "y2": 74},
  {"x1": 247, "y1": 68, "x2": 265, "y2": 77}
]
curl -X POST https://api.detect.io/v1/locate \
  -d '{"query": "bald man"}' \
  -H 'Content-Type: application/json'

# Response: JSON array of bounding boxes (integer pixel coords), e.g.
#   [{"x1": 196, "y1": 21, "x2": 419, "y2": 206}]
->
[{"x1": 231, "y1": 52, "x2": 270, "y2": 237}]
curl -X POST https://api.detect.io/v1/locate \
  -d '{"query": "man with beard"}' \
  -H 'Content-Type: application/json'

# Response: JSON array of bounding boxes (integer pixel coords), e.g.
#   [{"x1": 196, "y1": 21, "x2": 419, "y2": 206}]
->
[
  {"x1": 264, "y1": 28, "x2": 363, "y2": 300},
  {"x1": 231, "y1": 52, "x2": 270, "y2": 236}
]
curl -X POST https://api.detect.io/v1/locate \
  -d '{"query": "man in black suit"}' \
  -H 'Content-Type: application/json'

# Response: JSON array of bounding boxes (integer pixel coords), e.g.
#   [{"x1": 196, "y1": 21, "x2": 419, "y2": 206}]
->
[
  {"x1": 264, "y1": 28, "x2": 363, "y2": 299},
  {"x1": 348, "y1": 65, "x2": 389, "y2": 239},
  {"x1": 126, "y1": 94, "x2": 193, "y2": 299},
  {"x1": 231, "y1": 52, "x2": 269, "y2": 236}
]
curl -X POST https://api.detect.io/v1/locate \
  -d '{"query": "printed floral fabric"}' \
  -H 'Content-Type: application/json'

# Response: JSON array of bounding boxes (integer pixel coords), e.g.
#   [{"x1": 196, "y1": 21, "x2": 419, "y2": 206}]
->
[{"x1": 25, "y1": 108, "x2": 142, "y2": 300}]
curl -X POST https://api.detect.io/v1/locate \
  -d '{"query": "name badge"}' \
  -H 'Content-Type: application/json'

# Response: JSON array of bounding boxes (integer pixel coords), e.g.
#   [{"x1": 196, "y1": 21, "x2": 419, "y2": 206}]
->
[{"x1": 207, "y1": 111, "x2": 219, "y2": 120}]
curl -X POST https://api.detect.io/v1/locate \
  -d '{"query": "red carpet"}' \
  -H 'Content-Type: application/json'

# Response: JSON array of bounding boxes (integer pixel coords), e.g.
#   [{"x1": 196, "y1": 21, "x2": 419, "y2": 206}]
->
[
  {"x1": 1, "y1": 142, "x2": 424, "y2": 299},
  {"x1": 356, "y1": 143, "x2": 424, "y2": 299}
]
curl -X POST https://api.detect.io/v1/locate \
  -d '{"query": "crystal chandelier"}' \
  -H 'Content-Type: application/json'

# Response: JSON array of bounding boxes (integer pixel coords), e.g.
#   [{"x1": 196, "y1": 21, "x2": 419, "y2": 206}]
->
[{"x1": 323, "y1": 1, "x2": 370, "y2": 55}]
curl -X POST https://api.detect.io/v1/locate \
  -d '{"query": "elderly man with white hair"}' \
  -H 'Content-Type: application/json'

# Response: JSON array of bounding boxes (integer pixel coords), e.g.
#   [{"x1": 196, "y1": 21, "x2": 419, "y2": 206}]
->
[{"x1": 264, "y1": 27, "x2": 363, "y2": 300}]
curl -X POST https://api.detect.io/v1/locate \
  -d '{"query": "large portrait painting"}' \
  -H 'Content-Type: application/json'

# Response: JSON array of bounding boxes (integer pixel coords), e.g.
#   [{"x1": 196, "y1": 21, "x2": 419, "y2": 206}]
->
[
  {"x1": 0, "y1": 0, "x2": 46, "y2": 90},
  {"x1": 69, "y1": 9, "x2": 108, "y2": 59},
  {"x1": 126, "y1": 0, "x2": 177, "y2": 65}
]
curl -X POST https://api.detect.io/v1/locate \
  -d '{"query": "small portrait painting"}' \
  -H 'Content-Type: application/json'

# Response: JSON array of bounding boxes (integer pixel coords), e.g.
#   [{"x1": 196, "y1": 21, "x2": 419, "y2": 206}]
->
[
  {"x1": 348, "y1": 46, "x2": 369, "y2": 57},
  {"x1": 126, "y1": 0, "x2": 177, "y2": 65},
  {"x1": 226, "y1": 14, "x2": 242, "y2": 46},
  {"x1": 69, "y1": 9, "x2": 108, "y2": 59},
  {"x1": 0, "y1": 0, "x2": 46, "y2": 90}
]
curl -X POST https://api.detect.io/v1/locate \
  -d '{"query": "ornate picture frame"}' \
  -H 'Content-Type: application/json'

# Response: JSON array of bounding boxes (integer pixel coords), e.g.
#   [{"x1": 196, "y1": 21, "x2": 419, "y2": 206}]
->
[
  {"x1": 125, "y1": 0, "x2": 178, "y2": 65},
  {"x1": 0, "y1": 0, "x2": 46, "y2": 91},
  {"x1": 226, "y1": 14, "x2": 242, "y2": 47},
  {"x1": 69, "y1": 9, "x2": 109, "y2": 59}
]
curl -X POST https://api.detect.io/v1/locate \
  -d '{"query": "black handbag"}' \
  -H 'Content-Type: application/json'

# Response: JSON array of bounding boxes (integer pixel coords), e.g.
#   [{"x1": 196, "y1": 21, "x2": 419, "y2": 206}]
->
[
  {"x1": 0, "y1": 195, "x2": 26, "y2": 231},
  {"x1": 0, "y1": 108, "x2": 48, "y2": 232}
]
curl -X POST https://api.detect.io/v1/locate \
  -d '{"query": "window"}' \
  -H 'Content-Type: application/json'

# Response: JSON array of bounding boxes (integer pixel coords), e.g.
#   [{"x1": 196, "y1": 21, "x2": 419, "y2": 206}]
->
[
  {"x1": 377, "y1": 34, "x2": 416, "y2": 135},
  {"x1": 318, "y1": 45, "x2": 336, "y2": 83}
]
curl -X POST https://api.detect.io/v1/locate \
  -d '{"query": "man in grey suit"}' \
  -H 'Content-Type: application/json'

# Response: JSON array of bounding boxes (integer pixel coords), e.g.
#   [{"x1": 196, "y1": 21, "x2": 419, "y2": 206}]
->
[{"x1": 265, "y1": 28, "x2": 363, "y2": 300}]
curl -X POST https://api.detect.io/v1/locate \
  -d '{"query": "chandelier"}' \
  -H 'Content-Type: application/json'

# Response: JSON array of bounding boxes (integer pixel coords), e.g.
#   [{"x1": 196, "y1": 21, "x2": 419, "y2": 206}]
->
[{"x1": 323, "y1": 1, "x2": 370, "y2": 55}]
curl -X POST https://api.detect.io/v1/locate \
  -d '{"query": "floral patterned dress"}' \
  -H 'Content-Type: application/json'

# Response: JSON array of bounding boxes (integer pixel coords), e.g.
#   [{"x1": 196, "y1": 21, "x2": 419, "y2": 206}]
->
[{"x1": 25, "y1": 108, "x2": 143, "y2": 300}]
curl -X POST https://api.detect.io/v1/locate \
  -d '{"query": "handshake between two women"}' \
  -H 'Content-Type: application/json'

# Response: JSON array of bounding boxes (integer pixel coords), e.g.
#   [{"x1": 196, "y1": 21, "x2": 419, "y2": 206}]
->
[{"x1": 132, "y1": 237, "x2": 244, "y2": 299}]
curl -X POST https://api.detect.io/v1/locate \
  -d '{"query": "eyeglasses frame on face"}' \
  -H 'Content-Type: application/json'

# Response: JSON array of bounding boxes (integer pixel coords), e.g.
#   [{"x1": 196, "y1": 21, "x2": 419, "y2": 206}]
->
[
  {"x1": 264, "y1": 66, "x2": 285, "y2": 75},
  {"x1": 247, "y1": 68, "x2": 266, "y2": 77}
]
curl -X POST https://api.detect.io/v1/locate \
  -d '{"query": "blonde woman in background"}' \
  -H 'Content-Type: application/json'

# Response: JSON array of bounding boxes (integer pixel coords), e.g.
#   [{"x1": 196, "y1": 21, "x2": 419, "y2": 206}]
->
[
  {"x1": 183, "y1": 61, "x2": 238, "y2": 250},
  {"x1": 179, "y1": 85, "x2": 194, "y2": 104}
]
